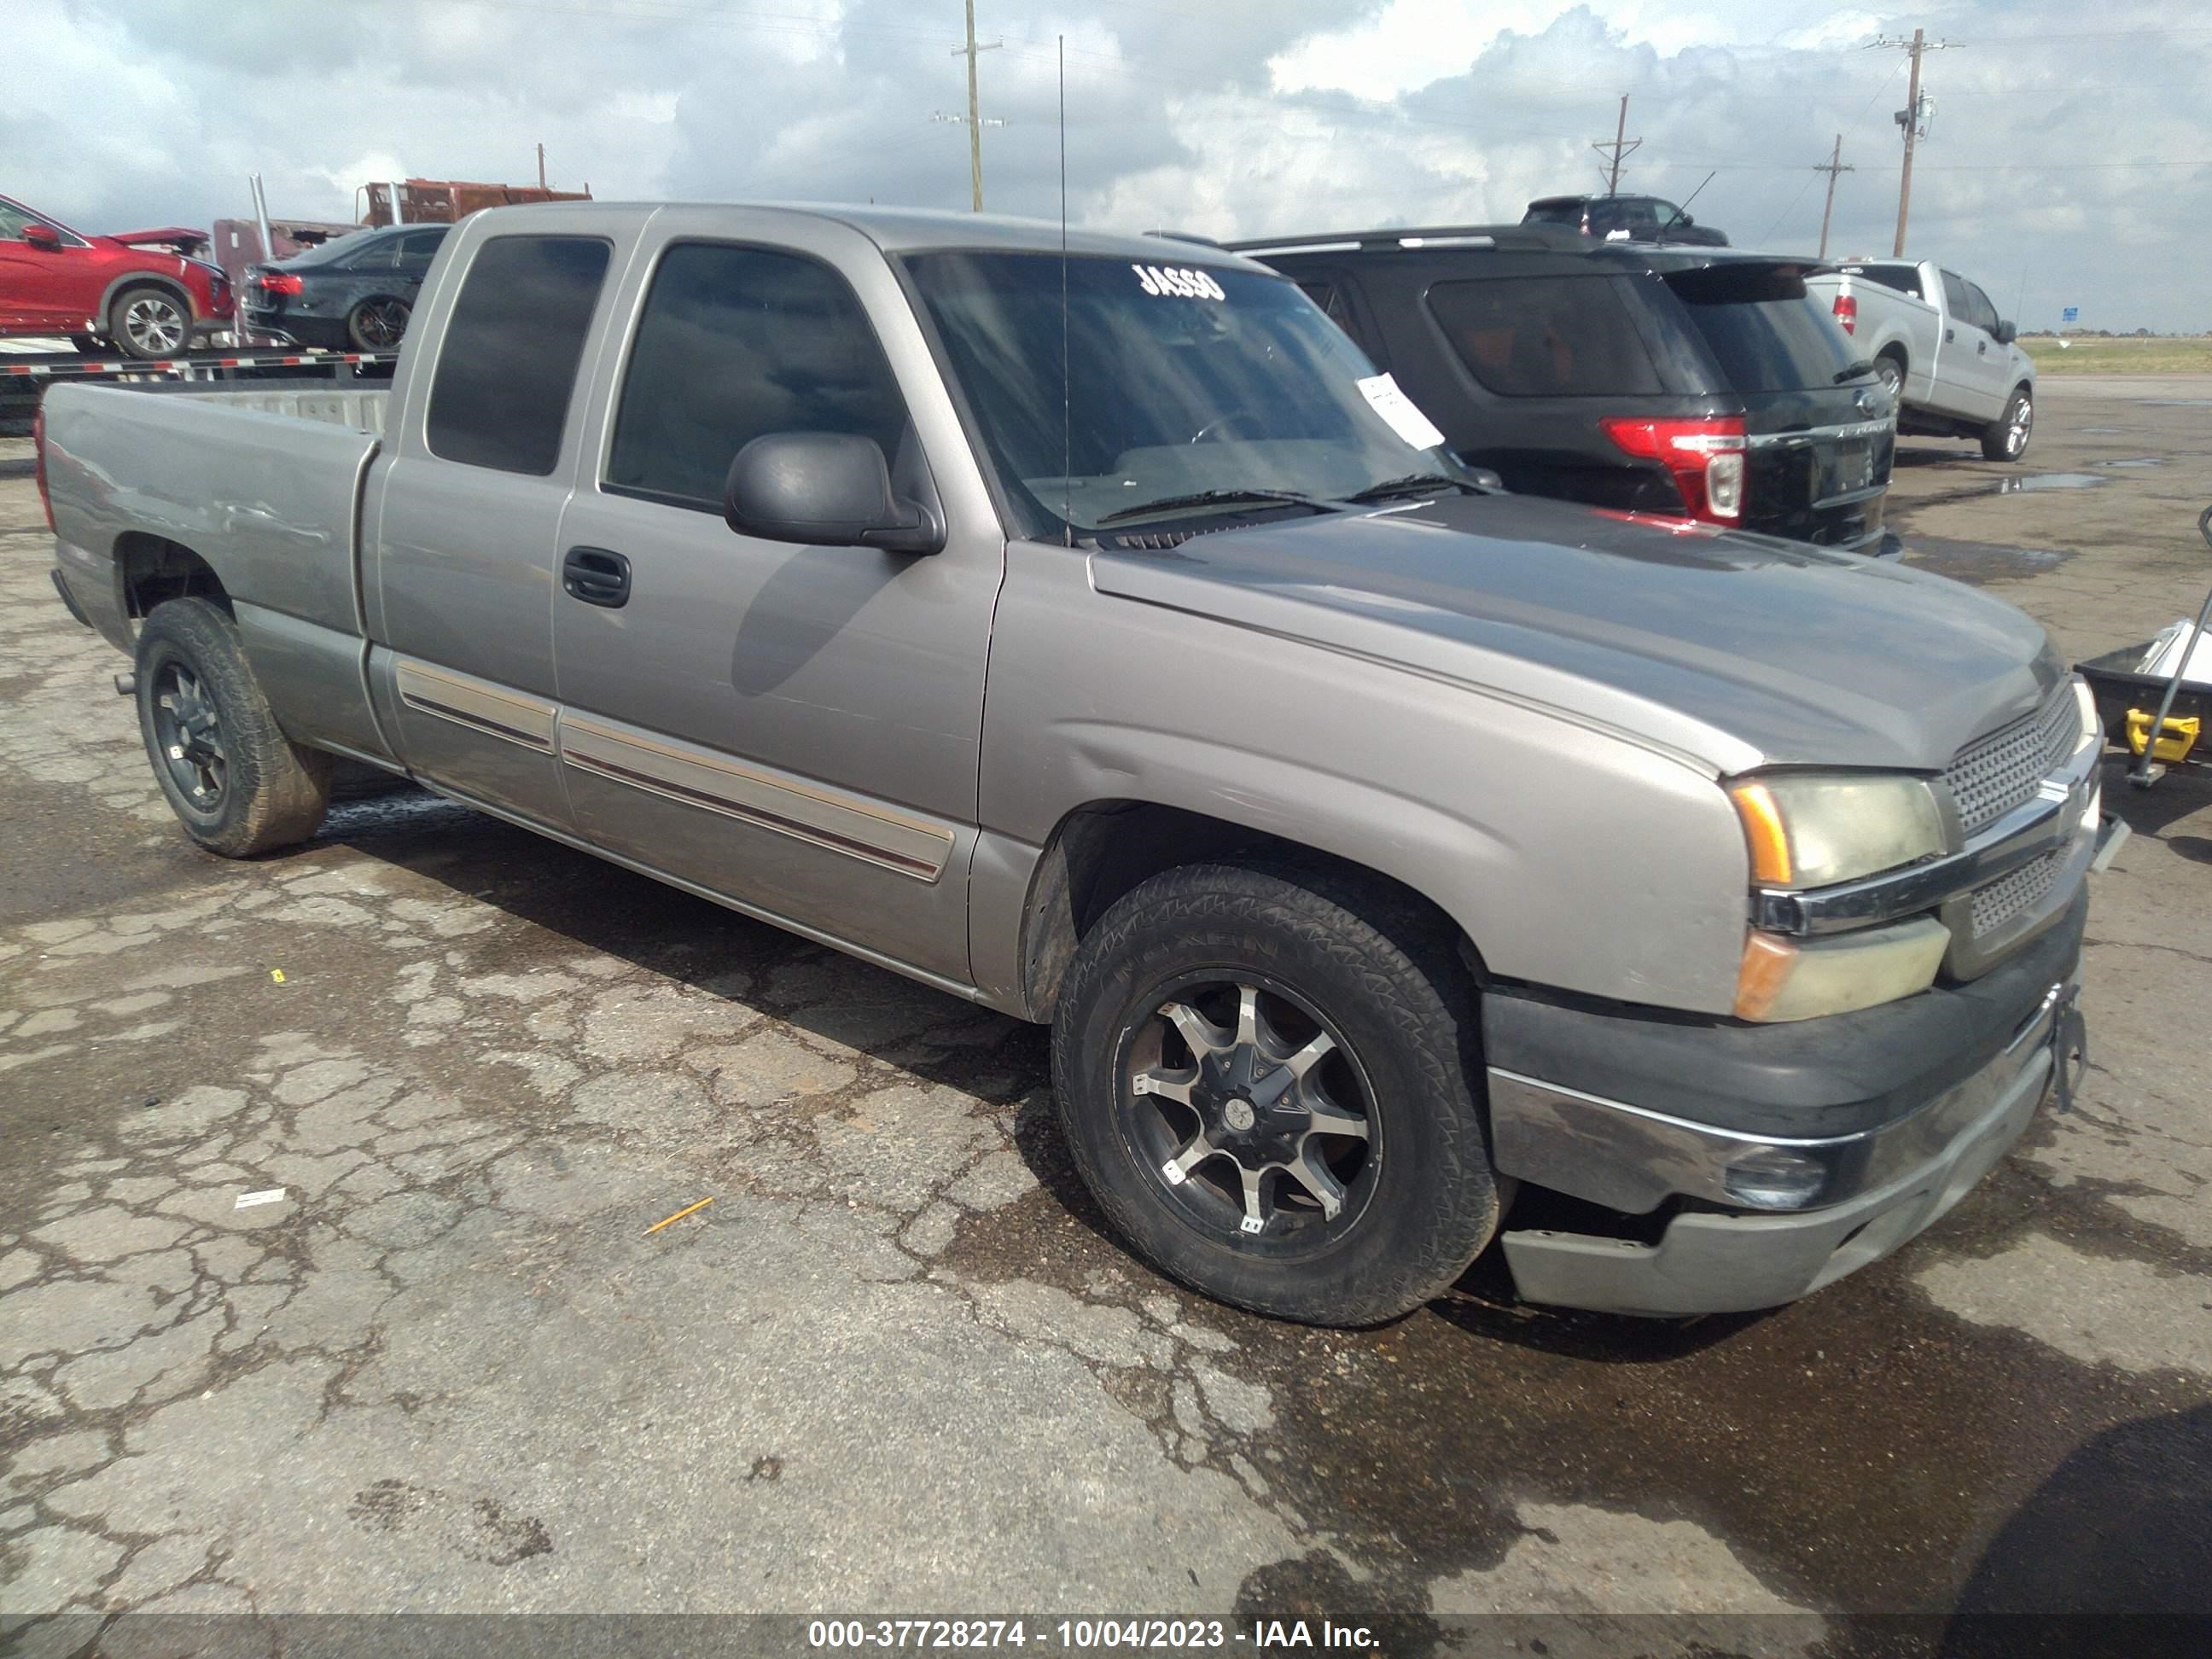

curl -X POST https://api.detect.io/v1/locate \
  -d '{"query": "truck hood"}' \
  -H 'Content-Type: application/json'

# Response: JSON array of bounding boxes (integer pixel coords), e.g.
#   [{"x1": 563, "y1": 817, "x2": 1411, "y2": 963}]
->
[{"x1": 1087, "y1": 492, "x2": 2063, "y2": 774}]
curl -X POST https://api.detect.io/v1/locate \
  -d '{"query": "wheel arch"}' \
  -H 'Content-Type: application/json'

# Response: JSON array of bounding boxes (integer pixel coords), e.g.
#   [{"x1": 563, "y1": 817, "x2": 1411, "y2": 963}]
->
[
  {"x1": 1010, "y1": 798, "x2": 1481, "y2": 1025},
  {"x1": 116, "y1": 533, "x2": 230, "y2": 624},
  {"x1": 97, "y1": 272, "x2": 198, "y2": 329}
]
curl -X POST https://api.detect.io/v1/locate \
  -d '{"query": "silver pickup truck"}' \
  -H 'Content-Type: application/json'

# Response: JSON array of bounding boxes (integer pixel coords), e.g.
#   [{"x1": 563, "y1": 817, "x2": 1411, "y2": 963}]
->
[
  {"x1": 1804, "y1": 259, "x2": 2038, "y2": 463},
  {"x1": 40, "y1": 201, "x2": 2112, "y2": 1327}
]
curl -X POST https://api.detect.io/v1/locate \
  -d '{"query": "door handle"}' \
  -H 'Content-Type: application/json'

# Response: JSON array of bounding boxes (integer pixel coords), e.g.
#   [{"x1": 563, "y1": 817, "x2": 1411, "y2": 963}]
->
[
  {"x1": 1944, "y1": 327, "x2": 1955, "y2": 342},
  {"x1": 562, "y1": 545, "x2": 631, "y2": 608},
  {"x1": 1976, "y1": 341, "x2": 1988, "y2": 355}
]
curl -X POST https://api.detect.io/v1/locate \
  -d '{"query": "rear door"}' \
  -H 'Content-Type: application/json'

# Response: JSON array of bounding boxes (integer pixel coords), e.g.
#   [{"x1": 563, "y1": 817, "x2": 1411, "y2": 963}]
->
[
  {"x1": 548, "y1": 209, "x2": 999, "y2": 985},
  {"x1": 1408, "y1": 266, "x2": 1679, "y2": 510},
  {"x1": 364, "y1": 223, "x2": 620, "y2": 830},
  {"x1": 1660, "y1": 261, "x2": 1894, "y2": 551},
  {"x1": 1936, "y1": 269, "x2": 2009, "y2": 419}
]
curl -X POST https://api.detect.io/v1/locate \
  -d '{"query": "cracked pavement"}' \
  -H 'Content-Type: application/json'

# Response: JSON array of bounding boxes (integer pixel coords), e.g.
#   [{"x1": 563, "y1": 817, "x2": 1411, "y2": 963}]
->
[{"x1": 3, "y1": 387, "x2": 2209, "y2": 1650}]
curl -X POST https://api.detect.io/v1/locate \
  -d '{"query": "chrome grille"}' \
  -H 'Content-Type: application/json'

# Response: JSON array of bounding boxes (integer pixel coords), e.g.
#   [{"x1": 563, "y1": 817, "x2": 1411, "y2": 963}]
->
[
  {"x1": 1970, "y1": 850, "x2": 2064, "y2": 939},
  {"x1": 1943, "y1": 691, "x2": 2078, "y2": 838}
]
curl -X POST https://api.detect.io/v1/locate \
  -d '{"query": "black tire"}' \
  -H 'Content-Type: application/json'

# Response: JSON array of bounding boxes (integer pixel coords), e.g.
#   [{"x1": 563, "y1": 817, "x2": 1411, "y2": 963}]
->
[
  {"x1": 134, "y1": 598, "x2": 331, "y2": 857},
  {"x1": 346, "y1": 295, "x2": 410, "y2": 352},
  {"x1": 1051, "y1": 861, "x2": 1503, "y2": 1325},
  {"x1": 1982, "y1": 384, "x2": 2033, "y2": 463},
  {"x1": 108, "y1": 286, "x2": 191, "y2": 360}
]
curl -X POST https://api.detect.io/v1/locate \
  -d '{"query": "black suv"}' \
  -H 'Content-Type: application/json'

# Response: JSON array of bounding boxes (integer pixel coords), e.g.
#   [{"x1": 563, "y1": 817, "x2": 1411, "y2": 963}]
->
[
  {"x1": 1226, "y1": 226, "x2": 1897, "y2": 556},
  {"x1": 1524, "y1": 194, "x2": 1729, "y2": 247}
]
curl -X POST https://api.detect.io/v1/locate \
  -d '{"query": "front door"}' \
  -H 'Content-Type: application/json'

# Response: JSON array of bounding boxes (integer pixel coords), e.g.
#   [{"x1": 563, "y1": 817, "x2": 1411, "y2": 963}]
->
[
  {"x1": 550, "y1": 215, "x2": 1000, "y2": 986},
  {"x1": 1937, "y1": 270, "x2": 2010, "y2": 420},
  {"x1": 0, "y1": 199, "x2": 93, "y2": 330},
  {"x1": 365, "y1": 224, "x2": 618, "y2": 830}
]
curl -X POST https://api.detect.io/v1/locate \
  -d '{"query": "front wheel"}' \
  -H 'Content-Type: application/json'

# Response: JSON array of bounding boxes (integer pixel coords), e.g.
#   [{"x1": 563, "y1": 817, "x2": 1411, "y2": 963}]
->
[
  {"x1": 108, "y1": 286, "x2": 191, "y2": 360},
  {"x1": 1051, "y1": 862, "x2": 1504, "y2": 1325},
  {"x1": 135, "y1": 598, "x2": 332, "y2": 856},
  {"x1": 1982, "y1": 386, "x2": 2033, "y2": 462}
]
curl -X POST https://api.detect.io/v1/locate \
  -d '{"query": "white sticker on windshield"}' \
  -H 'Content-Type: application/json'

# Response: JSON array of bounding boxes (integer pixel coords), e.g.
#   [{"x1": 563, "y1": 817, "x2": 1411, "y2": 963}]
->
[
  {"x1": 1132, "y1": 263, "x2": 1226, "y2": 300},
  {"x1": 1356, "y1": 374, "x2": 1447, "y2": 451}
]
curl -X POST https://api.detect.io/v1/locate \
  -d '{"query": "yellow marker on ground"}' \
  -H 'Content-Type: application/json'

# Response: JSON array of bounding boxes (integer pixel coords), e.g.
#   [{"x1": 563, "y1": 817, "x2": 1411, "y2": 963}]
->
[{"x1": 643, "y1": 1197, "x2": 714, "y2": 1235}]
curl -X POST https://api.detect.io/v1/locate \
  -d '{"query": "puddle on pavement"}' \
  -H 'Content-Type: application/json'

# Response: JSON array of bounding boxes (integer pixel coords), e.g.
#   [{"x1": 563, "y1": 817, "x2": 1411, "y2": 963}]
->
[
  {"x1": 2143, "y1": 399, "x2": 2212, "y2": 407},
  {"x1": 1994, "y1": 472, "x2": 2107, "y2": 492},
  {"x1": 1900, "y1": 534, "x2": 2071, "y2": 585},
  {"x1": 2079, "y1": 427, "x2": 2124, "y2": 435},
  {"x1": 2093, "y1": 457, "x2": 2163, "y2": 469}
]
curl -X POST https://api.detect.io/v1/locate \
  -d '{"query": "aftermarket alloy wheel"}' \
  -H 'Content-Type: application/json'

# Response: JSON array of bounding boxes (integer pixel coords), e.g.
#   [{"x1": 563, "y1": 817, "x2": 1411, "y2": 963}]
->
[
  {"x1": 134, "y1": 598, "x2": 332, "y2": 857},
  {"x1": 1982, "y1": 387, "x2": 2033, "y2": 462},
  {"x1": 108, "y1": 286, "x2": 190, "y2": 360},
  {"x1": 1051, "y1": 862, "x2": 1505, "y2": 1325},
  {"x1": 347, "y1": 296, "x2": 410, "y2": 352}
]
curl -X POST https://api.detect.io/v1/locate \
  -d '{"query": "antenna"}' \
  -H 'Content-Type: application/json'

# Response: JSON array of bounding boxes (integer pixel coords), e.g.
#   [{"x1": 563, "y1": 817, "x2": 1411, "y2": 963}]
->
[
  {"x1": 1656, "y1": 171, "x2": 1715, "y2": 236},
  {"x1": 1060, "y1": 33, "x2": 1072, "y2": 547}
]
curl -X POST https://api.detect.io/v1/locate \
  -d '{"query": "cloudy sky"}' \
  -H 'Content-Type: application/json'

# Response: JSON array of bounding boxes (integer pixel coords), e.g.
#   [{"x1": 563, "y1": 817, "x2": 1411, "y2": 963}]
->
[{"x1": 12, "y1": 1, "x2": 2209, "y2": 329}]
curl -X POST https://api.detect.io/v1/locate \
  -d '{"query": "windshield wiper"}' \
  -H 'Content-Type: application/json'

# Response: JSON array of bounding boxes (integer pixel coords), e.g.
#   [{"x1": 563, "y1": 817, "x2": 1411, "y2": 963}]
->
[
  {"x1": 1096, "y1": 487, "x2": 1329, "y2": 526},
  {"x1": 1836, "y1": 359, "x2": 1877, "y2": 383},
  {"x1": 1343, "y1": 473, "x2": 1473, "y2": 504}
]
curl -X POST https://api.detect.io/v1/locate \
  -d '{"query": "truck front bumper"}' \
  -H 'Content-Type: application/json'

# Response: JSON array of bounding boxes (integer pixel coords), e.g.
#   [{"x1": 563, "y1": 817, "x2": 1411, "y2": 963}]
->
[{"x1": 1481, "y1": 890, "x2": 2087, "y2": 1317}]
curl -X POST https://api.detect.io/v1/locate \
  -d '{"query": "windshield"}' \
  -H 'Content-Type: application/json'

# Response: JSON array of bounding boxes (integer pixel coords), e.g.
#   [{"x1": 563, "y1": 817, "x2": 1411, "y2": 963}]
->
[{"x1": 904, "y1": 251, "x2": 1456, "y2": 536}]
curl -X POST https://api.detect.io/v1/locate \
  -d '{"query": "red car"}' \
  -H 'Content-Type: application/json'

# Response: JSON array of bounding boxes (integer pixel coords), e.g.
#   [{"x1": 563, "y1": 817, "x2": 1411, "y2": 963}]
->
[{"x1": 1, "y1": 191, "x2": 233, "y2": 358}]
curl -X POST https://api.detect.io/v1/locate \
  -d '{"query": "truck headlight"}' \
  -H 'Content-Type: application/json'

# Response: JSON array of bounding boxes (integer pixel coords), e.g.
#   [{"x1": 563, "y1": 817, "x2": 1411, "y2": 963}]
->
[
  {"x1": 1728, "y1": 773, "x2": 1946, "y2": 889},
  {"x1": 1735, "y1": 917, "x2": 1951, "y2": 1022},
  {"x1": 2072, "y1": 675, "x2": 2100, "y2": 752}
]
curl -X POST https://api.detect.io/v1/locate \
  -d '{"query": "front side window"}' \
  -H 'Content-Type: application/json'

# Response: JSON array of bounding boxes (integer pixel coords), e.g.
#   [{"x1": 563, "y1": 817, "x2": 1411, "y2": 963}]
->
[
  {"x1": 426, "y1": 235, "x2": 611, "y2": 475},
  {"x1": 905, "y1": 251, "x2": 1455, "y2": 537},
  {"x1": 606, "y1": 242, "x2": 911, "y2": 510},
  {"x1": 1427, "y1": 275, "x2": 1662, "y2": 397},
  {"x1": 1963, "y1": 281, "x2": 2000, "y2": 334},
  {"x1": 0, "y1": 200, "x2": 34, "y2": 241}
]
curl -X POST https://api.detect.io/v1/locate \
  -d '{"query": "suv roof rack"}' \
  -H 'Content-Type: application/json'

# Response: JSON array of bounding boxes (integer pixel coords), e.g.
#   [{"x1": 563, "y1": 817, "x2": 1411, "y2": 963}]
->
[{"x1": 1223, "y1": 224, "x2": 1594, "y2": 258}]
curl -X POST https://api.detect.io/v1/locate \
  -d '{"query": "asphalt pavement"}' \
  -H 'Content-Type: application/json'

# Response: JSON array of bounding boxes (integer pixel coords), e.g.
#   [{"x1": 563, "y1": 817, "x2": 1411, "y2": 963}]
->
[{"x1": 2, "y1": 384, "x2": 2208, "y2": 1654}]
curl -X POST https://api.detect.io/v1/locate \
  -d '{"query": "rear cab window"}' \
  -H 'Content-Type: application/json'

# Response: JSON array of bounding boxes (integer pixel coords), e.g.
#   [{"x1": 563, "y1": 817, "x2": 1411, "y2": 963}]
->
[
  {"x1": 426, "y1": 235, "x2": 613, "y2": 475},
  {"x1": 1662, "y1": 263, "x2": 1862, "y2": 393},
  {"x1": 604, "y1": 241, "x2": 912, "y2": 511},
  {"x1": 1844, "y1": 262, "x2": 1924, "y2": 300},
  {"x1": 1425, "y1": 275, "x2": 1662, "y2": 396}
]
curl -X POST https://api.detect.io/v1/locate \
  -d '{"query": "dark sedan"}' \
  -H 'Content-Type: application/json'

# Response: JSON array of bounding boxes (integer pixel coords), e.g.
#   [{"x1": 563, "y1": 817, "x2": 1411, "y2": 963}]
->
[{"x1": 241, "y1": 224, "x2": 447, "y2": 351}]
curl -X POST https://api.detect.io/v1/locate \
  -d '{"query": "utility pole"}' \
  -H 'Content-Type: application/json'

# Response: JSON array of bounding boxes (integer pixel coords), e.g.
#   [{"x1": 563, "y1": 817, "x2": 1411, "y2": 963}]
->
[
  {"x1": 1868, "y1": 29, "x2": 1955, "y2": 257},
  {"x1": 1813, "y1": 135, "x2": 1854, "y2": 259},
  {"x1": 1591, "y1": 94, "x2": 1641, "y2": 195},
  {"x1": 950, "y1": 1, "x2": 1003, "y2": 212},
  {"x1": 536, "y1": 143, "x2": 546, "y2": 190}
]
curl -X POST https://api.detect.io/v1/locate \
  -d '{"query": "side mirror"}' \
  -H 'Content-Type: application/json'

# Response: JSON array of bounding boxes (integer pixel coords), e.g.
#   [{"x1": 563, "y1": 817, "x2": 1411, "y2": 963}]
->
[
  {"x1": 723, "y1": 432, "x2": 944, "y2": 556},
  {"x1": 1994, "y1": 320, "x2": 2017, "y2": 345},
  {"x1": 21, "y1": 224, "x2": 61, "y2": 251},
  {"x1": 1679, "y1": 213, "x2": 1695, "y2": 226}
]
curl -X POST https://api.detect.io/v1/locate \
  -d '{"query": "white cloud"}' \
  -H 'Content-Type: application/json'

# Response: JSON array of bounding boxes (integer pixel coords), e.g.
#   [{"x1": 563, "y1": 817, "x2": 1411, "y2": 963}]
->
[{"x1": 7, "y1": 0, "x2": 2207, "y2": 329}]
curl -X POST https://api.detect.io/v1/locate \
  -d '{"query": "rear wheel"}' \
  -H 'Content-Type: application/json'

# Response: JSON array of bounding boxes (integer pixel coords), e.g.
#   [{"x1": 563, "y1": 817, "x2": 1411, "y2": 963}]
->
[
  {"x1": 346, "y1": 296, "x2": 410, "y2": 352},
  {"x1": 135, "y1": 598, "x2": 331, "y2": 856},
  {"x1": 108, "y1": 286, "x2": 190, "y2": 360},
  {"x1": 1873, "y1": 352, "x2": 1905, "y2": 407},
  {"x1": 1051, "y1": 862, "x2": 1504, "y2": 1325},
  {"x1": 1982, "y1": 386, "x2": 2033, "y2": 462}
]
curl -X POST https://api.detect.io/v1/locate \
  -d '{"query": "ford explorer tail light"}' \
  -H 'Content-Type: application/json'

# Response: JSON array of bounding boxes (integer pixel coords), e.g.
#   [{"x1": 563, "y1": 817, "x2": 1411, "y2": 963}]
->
[
  {"x1": 1831, "y1": 289, "x2": 1858, "y2": 335},
  {"x1": 257, "y1": 271, "x2": 303, "y2": 296},
  {"x1": 1600, "y1": 416, "x2": 1749, "y2": 522}
]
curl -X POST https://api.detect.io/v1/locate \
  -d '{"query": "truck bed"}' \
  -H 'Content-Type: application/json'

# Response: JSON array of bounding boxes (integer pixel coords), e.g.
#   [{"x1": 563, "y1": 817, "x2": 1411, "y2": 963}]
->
[{"x1": 40, "y1": 379, "x2": 387, "y2": 641}]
